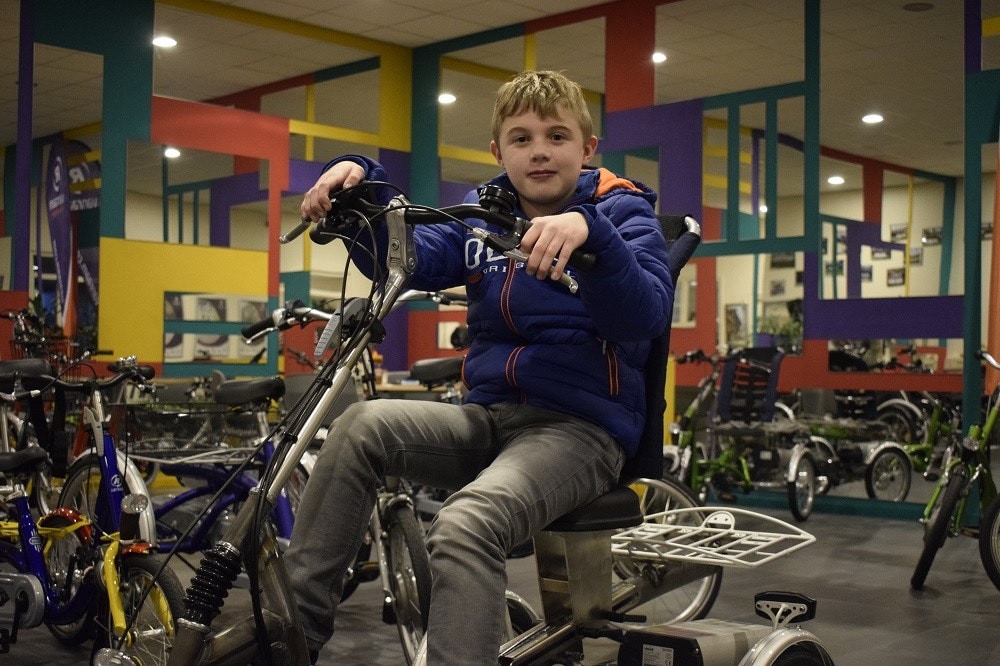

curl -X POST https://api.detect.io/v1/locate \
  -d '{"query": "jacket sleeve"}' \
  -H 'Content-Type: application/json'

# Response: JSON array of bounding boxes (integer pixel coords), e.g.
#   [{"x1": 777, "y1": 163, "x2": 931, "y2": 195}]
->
[{"x1": 570, "y1": 194, "x2": 674, "y2": 342}]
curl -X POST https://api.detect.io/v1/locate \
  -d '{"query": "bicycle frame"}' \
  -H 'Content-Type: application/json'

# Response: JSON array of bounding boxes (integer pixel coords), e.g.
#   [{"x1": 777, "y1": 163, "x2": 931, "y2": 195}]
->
[{"x1": 164, "y1": 201, "x2": 418, "y2": 666}]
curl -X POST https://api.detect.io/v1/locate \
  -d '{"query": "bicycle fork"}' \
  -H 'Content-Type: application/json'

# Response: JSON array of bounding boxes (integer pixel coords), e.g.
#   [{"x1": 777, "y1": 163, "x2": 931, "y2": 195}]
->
[{"x1": 167, "y1": 487, "x2": 311, "y2": 665}]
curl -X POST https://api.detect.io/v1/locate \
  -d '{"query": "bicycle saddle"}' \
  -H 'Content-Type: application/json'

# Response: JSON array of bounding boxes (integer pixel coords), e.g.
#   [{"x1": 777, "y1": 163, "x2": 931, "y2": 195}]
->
[
  {"x1": 214, "y1": 375, "x2": 285, "y2": 405},
  {"x1": 0, "y1": 446, "x2": 47, "y2": 476},
  {"x1": 409, "y1": 356, "x2": 463, "y2": 388}
]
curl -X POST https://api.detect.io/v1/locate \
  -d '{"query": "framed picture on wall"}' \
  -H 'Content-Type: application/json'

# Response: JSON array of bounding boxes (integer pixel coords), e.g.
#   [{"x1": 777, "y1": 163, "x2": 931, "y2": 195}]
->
[
  {"x1": 824, "y1": 259, "x2": 844, "y2": 276},
  {"x1": 724, "y1": 303, "x2": 748, "y2": 347},
  {"x1": 909, "y1": 247, "x2": 923, "y2": 266},
  {"x1": 770, "y1": 252, "x2": 795, "y2": 269},
  {"x1": 983, "y1": 224, "x2": 993, "y2": 241},
  {"x1": 860, "y1": 265, "x2": 873, "y2": 282},
  {"x1": 871, "y1": 246, "x2": 891, "y2": 260},
  {"x1": 769, "y1": 279, "x2": 786, "y2": 296},
  {"x1": 921, "y1": 227, "x2": 942, "y2": 245},
  {"x1": 890, "y1": 224, "x2": 908, "y2": 242},
  {"x1": 887, "y1": 267, "x2": 905, "y2": 287}
]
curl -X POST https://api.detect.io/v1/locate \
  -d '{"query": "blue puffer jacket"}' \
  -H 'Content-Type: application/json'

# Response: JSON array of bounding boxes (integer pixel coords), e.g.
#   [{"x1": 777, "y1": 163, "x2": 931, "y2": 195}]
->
[{"x1": 325, "y1": 155, "x2": 673, "y2": 457}]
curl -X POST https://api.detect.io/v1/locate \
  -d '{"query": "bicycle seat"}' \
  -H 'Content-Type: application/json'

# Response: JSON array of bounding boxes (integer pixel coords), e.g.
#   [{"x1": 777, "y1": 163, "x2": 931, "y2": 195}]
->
[
  {"x1": 544, "y1": 485, "x2": 643, "y2": 532},
  {"x1": 409, "y1": 356, "x2": 463, "y2": 388},
  {"x1": 0, "y1": 446, "x2": 47, "y2": 475},
  {"x1": 214, "y1": 375, "x2": 285, "y2": 405},
  {"x1": 0, "y1": 357, "x2": 55, "y2": 392}
]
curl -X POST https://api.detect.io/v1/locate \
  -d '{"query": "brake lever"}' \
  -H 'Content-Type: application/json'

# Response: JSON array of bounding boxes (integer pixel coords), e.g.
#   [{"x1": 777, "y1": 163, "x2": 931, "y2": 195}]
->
[{"x1": 469, "y1": 227, "x2": 580, "y2": 294}]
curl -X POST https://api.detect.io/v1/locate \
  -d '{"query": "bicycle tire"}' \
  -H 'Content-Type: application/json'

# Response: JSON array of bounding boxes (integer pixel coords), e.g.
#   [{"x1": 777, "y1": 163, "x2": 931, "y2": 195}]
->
[
  {"x1": 911, "y1": 466, "x2": 966, "y2": 590},
  {"x1": 864, "y1": 448, "x2": 912, "y2": 502},
  {"x1": 978, "y1": 491, "x2": 1000, "y2": 592},
  {"x1": 612, "y1": 476, "x2": 722, "y2": 623},
  {"x1": 383, "y1": 503, "x2": 432, "y2": 665},
  {"x1": 90, "y1": 552, "x2": 186, "y2": 666},
  {"x1": 41, "y1": 512, "x2": 97, "y2": 645},
  {"x1": 787, "y1": 454, "x2": 816, "y2": 522},
  {"x1": 875, "y1": 404, "x2": 918, "y2": 444},
  {"x1": 58, "y1": 452, "x2": 152, "y2": 542}
]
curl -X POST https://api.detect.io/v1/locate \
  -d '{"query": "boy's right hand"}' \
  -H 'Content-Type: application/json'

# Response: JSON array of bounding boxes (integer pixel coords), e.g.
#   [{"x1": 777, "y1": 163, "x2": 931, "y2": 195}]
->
[{"x1": 300, "y1": 161, "x2": 366, "y2": 222}]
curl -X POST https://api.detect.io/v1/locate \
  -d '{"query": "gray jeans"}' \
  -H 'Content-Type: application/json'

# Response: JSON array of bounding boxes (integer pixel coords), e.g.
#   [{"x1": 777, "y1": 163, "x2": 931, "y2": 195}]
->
[{"x1": 284, "y1": 398, "x2": 624, "y2": 664}]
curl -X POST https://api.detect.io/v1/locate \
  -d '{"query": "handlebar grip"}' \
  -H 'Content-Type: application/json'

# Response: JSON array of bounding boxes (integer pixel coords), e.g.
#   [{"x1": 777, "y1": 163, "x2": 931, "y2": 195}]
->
[
  {"x1": 568, "y1": 248, "x2": 596, "y2": 272},
  {"x1": 280, "y1": 218, "x2": 312, "y2": 244},
  {"x1": 242, "y1": 316, "x2": 275, "y2": 340}
]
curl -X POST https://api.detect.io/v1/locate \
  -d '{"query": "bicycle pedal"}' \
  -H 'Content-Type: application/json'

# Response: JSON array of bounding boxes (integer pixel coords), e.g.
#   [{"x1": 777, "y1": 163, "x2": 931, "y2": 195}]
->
[
  {"x1": 357, "y1": 561, "x2": 380, "y2": 583},
  {"x1": 961, "y1": 525, "x2": 980, "y2": 539}
]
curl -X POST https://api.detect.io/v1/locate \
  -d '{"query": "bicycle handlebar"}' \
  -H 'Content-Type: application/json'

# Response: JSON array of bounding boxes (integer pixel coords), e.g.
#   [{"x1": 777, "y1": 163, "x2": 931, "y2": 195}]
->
[
  {"x1": 46, "y1": 358, "x2": 155, "y2": 394},
  {"x1": 293, "y1": 181, "x2": 596, "y2": 293}
]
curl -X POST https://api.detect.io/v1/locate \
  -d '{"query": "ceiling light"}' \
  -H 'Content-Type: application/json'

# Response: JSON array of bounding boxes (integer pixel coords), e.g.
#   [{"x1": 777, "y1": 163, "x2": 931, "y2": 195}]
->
[
  {"x1": 438, "y1": 93, "x2": 456, "y2": 104},
  {"x1": 828, "y1": 175, "x2": 845, "y2": 185},
  {"x1": 759, "y1": 204, "x2": 768, "y2": 213},
  {"x1": 163, "y1": 147, "x2": 180, "y2": 159},
  {"x1": 152, "y1": 35, "x2": 177, "y2": 48},
  {"x1": 652, "y1": 52, "x2": 667, "y2": 64},
  {"x1": 862, "y1": 113, "x2": 884, "y2": 124}
]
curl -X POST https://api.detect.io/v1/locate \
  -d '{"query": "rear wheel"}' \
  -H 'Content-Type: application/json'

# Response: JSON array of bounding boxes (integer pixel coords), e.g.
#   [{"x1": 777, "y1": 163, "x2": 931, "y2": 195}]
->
[
  {"x1": 613, "y1": 476, "x2": 723, "y2": 623},
  {"x1": 383, "y1": 504, "x2": 431, "y2": 664},
  {"x1": 41, "y1": 512, "x2": 97, "y2": 645},
  {"x1": 875, "y1": 405, "x2": 918, "y2": 444},
  {"x1": 979, "y1": 492, "x2": 1000, "y2": 592},
  {"x1": 864, "y1": 448, "x2": 912, "y2": 502},
  {"x1": 58, "y1": 452, "x2": 152, "y2": 541},
  {"x1": 91, "y1": 553, "x2": 186, "y2": 666},
  {"x1": 911, "y1": 466, "x2": 966, "y2": 590},
  {"x1": 787, "y1": 454, "x2": 816, "y2": 522}
]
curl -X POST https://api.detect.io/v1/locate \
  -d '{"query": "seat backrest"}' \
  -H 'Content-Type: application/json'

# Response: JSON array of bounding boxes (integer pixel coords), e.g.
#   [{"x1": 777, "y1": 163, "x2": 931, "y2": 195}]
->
[
  {"x1": 714, "y1": 346, "x2": 784, "y2": 424},
  {"x1": 619, "y1": 215, "x2": 701, "y2": 482}
]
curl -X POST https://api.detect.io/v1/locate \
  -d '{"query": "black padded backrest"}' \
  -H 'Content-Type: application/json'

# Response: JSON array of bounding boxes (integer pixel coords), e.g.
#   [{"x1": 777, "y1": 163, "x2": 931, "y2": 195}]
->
[
  {"x1": 715, "y1": 347, "x2": 784, "y2": 424},
  {"x1": 619, "y1": 215, "x2": 700, "y2": 481}
]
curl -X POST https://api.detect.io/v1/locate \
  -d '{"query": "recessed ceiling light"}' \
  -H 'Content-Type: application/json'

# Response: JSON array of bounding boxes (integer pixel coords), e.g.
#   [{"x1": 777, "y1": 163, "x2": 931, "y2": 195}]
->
[
  {"x1": 438, "y1": 93, "x2": 456, "y2": 104},
  {"x1": 152, "y1": 35, "x2": 177, "y2": 48},
  {"x1": 862, "y1": 113, "x2": 884, "y2": 124},
  {"x1": 759, "y1": 204, "x2": 768, "y2": 213},
  {"x1": 652, "y1": 52, "x2": 667, "y2": 64},
  {"x1": 163, "y1": 147, "x2": 180, "y2": 159},
  {"x1": 828, "y1": 175, "x2": 845, "y2": 185}
]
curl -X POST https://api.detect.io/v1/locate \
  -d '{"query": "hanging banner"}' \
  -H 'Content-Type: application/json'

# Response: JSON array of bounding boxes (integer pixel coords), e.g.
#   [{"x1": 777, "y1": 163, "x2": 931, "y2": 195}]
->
[
  {"x1": 66, "y1": 139, "x2": 102, "y2": 308},
  {"x1": 44, "y1": 136, "x2": 76, "y2": 337}
]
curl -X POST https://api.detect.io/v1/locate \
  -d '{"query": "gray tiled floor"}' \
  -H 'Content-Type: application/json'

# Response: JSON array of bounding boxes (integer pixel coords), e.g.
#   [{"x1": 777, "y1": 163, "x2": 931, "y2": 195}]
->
[{"x1": 9, "y1": 502, "x2": 1000, "y2": 665}]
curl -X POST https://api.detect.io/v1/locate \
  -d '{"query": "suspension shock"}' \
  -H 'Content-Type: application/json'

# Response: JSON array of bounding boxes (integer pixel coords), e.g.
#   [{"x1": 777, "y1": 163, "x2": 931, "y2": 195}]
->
[{"x1": 182, "y1": 542, "x2": 242, "y2": 626}]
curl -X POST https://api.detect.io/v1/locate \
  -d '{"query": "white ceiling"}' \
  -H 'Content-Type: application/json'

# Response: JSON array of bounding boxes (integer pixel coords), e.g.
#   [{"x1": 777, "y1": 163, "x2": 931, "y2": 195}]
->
[{"x1": 2, "y1": 0, "x2": 998, "y2": 198}]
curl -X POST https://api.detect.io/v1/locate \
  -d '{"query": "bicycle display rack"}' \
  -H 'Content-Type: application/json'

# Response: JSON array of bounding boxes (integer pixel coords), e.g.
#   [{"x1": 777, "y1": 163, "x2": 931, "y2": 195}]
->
[{"x1": 611, "y1": 507, "x2": 816, "y2": 569}]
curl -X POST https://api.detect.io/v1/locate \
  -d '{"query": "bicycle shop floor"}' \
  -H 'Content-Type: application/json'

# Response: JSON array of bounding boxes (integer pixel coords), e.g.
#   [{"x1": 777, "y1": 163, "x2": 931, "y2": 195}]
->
[{"x1": 11, "y1": 501, "x2": 1000, "y2": 666}]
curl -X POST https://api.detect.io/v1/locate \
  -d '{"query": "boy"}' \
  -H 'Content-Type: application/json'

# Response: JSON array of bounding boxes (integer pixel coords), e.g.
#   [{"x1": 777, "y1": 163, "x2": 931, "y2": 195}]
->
[{"x1": 288, "y1": 70, "x2": 673, "y2": 663}]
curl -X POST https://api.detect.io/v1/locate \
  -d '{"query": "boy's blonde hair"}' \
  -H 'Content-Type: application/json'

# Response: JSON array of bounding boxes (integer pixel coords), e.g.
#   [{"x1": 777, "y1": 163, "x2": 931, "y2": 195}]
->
[{"x1": 491, "y1": 70, "x2": 593, "y2": 144}]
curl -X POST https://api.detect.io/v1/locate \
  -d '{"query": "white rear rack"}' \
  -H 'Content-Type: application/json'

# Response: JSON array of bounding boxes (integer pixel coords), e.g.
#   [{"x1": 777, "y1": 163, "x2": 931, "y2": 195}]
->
[{"x1": 611, "y1": 507, "x2": 815, "y2": 569}]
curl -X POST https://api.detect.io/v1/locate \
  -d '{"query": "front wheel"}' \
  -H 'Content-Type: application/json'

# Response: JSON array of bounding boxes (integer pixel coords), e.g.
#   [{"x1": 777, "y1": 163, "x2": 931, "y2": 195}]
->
[
  {"x1": 978, "y1": 492, "x2": 1000, "y2": 592},
  {"x1": 911, "y1": 466, "x2": 966, "y2": 590},
  {"x1": 613, "y1": 476, "x2": 723, "y2": 624},
  {"x1": 383, "y1": 504, "x2": 432, "y2": 665},
  {"x1": 787, "y1": 454, "x2": 816, "y2": 522},
  {"x1": 90, "y1": 553, "x2": 186, "y2": 666}
]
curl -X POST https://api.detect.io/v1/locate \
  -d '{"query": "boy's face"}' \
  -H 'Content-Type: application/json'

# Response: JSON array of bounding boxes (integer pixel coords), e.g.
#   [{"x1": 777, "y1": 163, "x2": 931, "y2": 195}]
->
[{"x1": 490, "y1": 104, "x2": 597, "y2": 218}]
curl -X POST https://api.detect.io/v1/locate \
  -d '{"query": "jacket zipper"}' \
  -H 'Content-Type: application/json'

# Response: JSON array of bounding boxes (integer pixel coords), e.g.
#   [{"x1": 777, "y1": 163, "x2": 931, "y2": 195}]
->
[{"x1": 601, "y1": 339, "x2": 621, "y2": 396}]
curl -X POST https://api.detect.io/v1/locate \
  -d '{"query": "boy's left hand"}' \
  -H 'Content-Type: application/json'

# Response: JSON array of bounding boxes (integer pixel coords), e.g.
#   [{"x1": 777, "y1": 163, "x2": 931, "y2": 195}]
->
[{"x1": 519, "y1": 212, "x2": 589, "y2": 282}]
